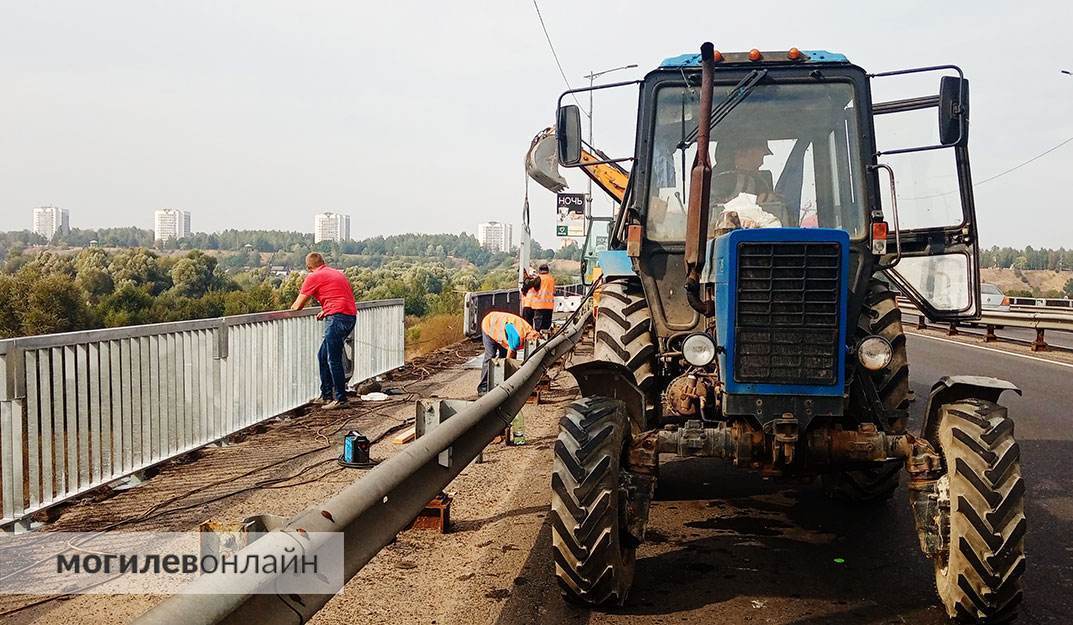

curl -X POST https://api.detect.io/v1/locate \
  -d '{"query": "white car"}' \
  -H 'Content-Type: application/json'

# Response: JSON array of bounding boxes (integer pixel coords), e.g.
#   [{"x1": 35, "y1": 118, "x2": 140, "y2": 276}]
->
[{"x1": 981, "y1": 283, "x2": 1010, "y2": 312}]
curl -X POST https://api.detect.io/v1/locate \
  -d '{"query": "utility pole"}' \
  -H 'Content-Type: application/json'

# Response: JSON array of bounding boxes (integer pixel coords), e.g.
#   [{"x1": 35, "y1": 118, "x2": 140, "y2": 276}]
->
[{"x1": 582, "y1": 64, "x2": 637, "y2": 237}]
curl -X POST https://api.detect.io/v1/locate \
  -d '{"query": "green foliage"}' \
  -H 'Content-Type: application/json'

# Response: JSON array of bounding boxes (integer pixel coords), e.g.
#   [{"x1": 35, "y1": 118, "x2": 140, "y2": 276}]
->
[
  {"x1": 97, "y1": 284, "x2": 155, "y2": 327},
  {"x1": 170, "y1": 250, "x2": 220, "y2": 298},
  {"x1": 555, "y1": 240, "x2": 582, "y2": 261},
  {"x1": 1064, "y1": 279, "x2": 1073, "y2": 299},
  {"x1": 108, "y1": 248, "x2": 171, "y2": 294},
  {"x1": 22, "y1": 274, "x2": 96, "y2": 336},
  {"x1": 0, "y1": 232, "x2": 581, "y2": 339},
  {"x1": 980, "y1": 246, "x2": 1073, "y2": 271}
]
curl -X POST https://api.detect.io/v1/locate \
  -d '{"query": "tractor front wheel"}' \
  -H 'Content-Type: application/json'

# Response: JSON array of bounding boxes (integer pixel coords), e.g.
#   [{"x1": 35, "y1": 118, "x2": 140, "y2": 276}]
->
[
  {"x1": 933, "y1": 399, "x2": 1025, "y2": 623},
  {"x1": 551, "y1": 397, "x2": 636, "y2": 606},
  {"x1": 823, "y1": 278, "x2": 909, "y2": 503}
]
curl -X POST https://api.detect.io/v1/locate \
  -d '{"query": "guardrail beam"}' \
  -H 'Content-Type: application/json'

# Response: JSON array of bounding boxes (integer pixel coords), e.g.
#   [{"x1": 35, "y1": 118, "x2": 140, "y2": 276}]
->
[{"x1": 132, "y1": 309, "x2": 592, "y2": 625}]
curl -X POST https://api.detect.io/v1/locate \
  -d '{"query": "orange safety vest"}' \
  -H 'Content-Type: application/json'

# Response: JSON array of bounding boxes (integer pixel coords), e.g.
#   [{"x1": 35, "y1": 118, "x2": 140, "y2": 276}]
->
[
  {"x1": 521, "y1": 285, "x2": 536, "y2": 308},
  {"x1": 481, "y1": 311, "x2": 534, "y2": 349},
  {"x1": 531, "y1": 274, "x2": 556, "y2": 310}
]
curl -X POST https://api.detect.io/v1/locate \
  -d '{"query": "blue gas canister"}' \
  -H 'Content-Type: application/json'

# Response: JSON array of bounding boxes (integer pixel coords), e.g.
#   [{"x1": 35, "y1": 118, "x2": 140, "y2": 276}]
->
[{"x1": 343, "y1": 431, "x2": 370, "y2": 465}]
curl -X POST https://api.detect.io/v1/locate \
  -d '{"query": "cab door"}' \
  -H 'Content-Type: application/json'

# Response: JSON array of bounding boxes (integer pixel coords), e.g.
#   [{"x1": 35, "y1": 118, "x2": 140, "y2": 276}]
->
[{"x1": 870, "y1": 67, "x2": 980, "y2": 321}]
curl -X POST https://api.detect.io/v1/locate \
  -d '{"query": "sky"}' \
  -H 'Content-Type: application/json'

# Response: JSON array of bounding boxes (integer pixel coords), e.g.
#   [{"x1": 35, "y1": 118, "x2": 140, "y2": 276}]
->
[{"x1": 2, "y1": 0, "x2": 1071, "y2": 249}]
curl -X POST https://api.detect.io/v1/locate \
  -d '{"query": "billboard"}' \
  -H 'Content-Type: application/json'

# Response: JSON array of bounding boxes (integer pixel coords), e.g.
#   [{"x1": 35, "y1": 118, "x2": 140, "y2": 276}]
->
[{"x1": 556, "y1": 193, "x2": 586, "y2": 237}]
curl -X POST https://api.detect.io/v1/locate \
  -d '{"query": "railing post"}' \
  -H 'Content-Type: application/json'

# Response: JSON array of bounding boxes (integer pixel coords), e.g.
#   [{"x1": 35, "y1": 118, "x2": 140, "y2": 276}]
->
[
  {"x1": 984, "y1": 325, "x2": 997, "y2": 342},
  {"x1": 947, "y1": 321, "x2": 958, "y2": 336},
  {"x1": 214, "y1": 319, "x2": 229, "y2": 360},
  {"x1": 1032, "y1": 329, "x2": 1048, "y2": 352},
  {"x1": 916, "y1": 314, "x2": 927, "y2": 330}
]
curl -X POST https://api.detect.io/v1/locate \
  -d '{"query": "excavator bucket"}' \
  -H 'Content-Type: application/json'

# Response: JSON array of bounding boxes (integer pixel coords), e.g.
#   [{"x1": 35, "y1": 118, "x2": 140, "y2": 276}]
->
[
  {"x1": 526, "y1": 127, "x2": 569, "y2": 193},
  {"x1": 526, "y1": 127, "x2": 630, "y2": 203}
]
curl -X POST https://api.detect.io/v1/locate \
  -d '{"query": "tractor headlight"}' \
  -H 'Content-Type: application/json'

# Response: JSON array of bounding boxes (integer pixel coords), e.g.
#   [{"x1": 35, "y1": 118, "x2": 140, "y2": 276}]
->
[
  {"x1": 857, "y1": 336, "x2": 893, "y2": 371},
  {"x1": 682, "y1": 333, "x2": 717, "y2": 367}
]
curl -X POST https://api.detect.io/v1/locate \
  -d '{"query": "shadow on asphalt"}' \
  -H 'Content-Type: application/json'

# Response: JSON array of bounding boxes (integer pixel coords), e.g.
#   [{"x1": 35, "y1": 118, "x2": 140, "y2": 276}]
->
[{"x1": 491, "y1": 378, "x2": 1071, "y2": 625}]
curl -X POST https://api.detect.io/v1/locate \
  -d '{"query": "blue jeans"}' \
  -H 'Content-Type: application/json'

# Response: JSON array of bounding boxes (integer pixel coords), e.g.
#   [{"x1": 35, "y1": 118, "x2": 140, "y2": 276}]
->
[
  {"x1": 478, "y1": 331, "x2": 507, "y2": 394},
  {"x1": 319, "y1": 314, "x2": 356, "y2": 401}
]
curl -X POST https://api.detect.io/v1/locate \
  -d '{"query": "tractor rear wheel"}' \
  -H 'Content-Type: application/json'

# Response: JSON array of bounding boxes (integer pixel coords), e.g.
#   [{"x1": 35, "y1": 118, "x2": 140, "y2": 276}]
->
[
  {"x1": 823, "y1": 279, "x2": 909, "y2": 503},
  {"x1": 934, "y1": 399, "x2": 1025, "y2": 623},
  {"x1": 551, "y1": 397, "x2": 635, "y2": 606},
  {"x1": 594, "y1": 279, "x2": 656, "y2": 421}
]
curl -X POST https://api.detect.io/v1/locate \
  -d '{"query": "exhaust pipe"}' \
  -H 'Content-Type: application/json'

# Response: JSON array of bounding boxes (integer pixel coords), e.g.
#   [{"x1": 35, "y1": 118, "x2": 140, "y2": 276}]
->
[{"x1": 685, "y1": 42, "x2": 716, "y2": 316}]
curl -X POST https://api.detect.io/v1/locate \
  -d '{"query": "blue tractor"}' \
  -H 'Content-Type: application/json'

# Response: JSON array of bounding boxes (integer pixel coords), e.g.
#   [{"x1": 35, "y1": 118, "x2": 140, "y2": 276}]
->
[{"x1": 550, "y1": 44, "x2": 1024, "y2": 623}]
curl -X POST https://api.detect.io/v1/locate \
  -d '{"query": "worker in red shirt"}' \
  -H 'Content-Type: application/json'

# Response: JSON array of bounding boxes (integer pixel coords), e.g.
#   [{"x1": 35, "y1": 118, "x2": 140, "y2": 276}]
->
[{"x1": 290, "y1": 252, "x2": 357, "y2": 409}]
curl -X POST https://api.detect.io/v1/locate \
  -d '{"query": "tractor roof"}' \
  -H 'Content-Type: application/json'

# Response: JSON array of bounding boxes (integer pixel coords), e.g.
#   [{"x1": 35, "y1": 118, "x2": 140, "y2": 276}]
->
[{"x1": 659, "y1": 50, "x2": 849, "y2": 68}]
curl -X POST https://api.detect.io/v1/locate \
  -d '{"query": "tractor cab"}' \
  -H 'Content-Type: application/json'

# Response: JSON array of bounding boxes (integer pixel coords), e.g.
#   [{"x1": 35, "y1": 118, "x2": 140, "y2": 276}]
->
[{"x1": 559, "y1": 48, "x2": 980, "y2": 335}]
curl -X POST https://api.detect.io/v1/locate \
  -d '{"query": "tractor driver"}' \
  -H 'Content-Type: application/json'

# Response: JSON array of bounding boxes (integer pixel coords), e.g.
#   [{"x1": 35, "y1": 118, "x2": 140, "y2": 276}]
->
[
  {"x1": 709, "y1": 136, "x2": 787, "y2": 230},
  {"x1": 711, "y1": 137, "x2": 778, "y2": 204}
]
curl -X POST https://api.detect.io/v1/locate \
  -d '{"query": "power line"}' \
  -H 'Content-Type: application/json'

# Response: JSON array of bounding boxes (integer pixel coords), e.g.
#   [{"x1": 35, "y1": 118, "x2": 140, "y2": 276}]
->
[
  {"x1": 531, "y1": 0, "x2": 584, "y2": 110},
  {"x1": 897, "y1": 134, "x2": 1073, "y2": 201},
  {"x1": 972, "y1": 135, "x2": 1073, "y2": 186}
]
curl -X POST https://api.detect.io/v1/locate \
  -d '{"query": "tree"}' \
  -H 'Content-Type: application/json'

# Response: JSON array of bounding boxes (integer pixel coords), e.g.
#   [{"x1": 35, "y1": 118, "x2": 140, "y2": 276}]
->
[
  {"x1": 96, "y1": 284, "x2": 154, "y2": 327},
  {"x1": 170, "y1": 250, "x2": 219, "y2": 298},
  {"x1": 1063, "y1": 278, "x2": 1073, "y2": 299},
  {"x1": 74, "y1": 247, "x2": 115, "y2": 300},
  {"x1": 22, "y1": 275, "x2": 96, "y2": 336},
  {"x1": 109, "y1": 248, "x2": 170, "y2": 294},
  {"x1": 0, "y1": 275, "x2": 27, "y2": 338}
]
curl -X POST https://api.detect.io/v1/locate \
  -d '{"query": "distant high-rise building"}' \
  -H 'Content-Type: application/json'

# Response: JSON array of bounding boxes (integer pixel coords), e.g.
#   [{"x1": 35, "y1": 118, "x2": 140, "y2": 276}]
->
[
  {"x1": 31, "y1": 206, "x2": 70, "y2": 240},
  {"x1": 154, "y1": 209, "x2": 191, "y2": 242},
  {"x1": 477, "y1": 221, "x2": 512, "y2": 253},
  {"x1": 314, "y1": 212, "x2": 351, "y2": 244}
]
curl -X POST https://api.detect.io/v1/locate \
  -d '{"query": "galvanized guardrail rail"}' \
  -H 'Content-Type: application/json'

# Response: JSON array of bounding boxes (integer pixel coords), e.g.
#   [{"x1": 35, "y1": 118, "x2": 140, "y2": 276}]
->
[
  {"x1": 898, "y1": 299, "x2": 1073, "y2": 351},
  {"x1": 132, "y1": 305, "x2": 591, "y2": 625},
  {"x1": 0, "y1": 300, "x2": 404, "y2": 530}
]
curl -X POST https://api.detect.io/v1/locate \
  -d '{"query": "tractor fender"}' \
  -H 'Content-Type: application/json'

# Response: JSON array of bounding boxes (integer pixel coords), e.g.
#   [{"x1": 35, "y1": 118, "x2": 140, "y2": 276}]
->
[
  {"x1": 567, "y1": 360, "x2": 646, "y2": 432},
  {"x1": 597, "y1": 250, "x2": 636, "y2": 280},
  {"x1": 921, "y1": 375, "x2": 1021, "y2": 446}
]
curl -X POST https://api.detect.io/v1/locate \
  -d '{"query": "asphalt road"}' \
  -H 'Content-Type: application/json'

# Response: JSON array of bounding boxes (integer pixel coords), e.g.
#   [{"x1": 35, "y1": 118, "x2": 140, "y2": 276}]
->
[{"x1": 493, "y1": 333, "x2": 1073, "y2": 625}]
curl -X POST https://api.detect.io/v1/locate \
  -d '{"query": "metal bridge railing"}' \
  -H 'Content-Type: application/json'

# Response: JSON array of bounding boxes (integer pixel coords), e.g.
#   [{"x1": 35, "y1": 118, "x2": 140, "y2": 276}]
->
[{"x1": 0, "y1": 299, "x2": 404, "y2": 530}]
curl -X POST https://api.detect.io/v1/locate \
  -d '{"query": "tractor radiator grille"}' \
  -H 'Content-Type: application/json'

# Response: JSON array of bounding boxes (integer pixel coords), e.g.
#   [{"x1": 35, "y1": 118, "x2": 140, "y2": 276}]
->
[{"x1": 734, "y1": 242, "x2": 841, "y2": 385}]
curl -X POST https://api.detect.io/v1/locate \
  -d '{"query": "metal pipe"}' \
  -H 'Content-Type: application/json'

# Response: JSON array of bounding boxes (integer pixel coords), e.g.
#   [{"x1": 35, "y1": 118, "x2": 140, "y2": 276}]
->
[
  {"x1": 684, "y1": 42, "x2": 716, "y2": 289},
  {"x1": 132, "y1": 312, "x2": 591, "y2": 625}
]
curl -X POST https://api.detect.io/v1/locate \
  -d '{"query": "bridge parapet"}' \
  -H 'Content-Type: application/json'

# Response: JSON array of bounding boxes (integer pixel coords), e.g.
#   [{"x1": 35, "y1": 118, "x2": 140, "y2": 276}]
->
[{"x1": 0, "y1": 299, "x2": 405, "y2": 530}]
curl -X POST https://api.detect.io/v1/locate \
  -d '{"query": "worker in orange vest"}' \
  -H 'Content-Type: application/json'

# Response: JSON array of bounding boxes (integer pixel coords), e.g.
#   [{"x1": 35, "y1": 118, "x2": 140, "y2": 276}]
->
[
  {"x1": 530, "y1": 263, "x2": 556, "y2": 332},
  {"x1": 520, "y1": 267, "x2": 538, "y2": 326},
  {"x1": 478, "y1": 311, "x2": 540, "y2": 394}
]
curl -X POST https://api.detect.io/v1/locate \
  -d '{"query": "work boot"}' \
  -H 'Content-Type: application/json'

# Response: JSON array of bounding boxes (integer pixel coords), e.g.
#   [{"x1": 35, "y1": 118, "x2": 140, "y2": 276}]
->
[
  {"x1": 324, "y1": 399, "x2": 349, "y2": 410},
  {"x1": 311, "y1": 397, "x2": 331, "y2": 406}
]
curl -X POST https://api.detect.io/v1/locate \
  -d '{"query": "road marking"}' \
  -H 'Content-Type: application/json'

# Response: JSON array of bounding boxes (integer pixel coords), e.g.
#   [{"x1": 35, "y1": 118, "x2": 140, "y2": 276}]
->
[{"x1": 907, "y1": 331, "x2": 1073, "y2": 369}]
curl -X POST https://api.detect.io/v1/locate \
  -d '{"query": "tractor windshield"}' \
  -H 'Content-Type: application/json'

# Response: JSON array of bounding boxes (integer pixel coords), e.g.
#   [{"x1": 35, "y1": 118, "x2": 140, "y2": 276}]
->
[{"x1": 646, "y1": 81, "x2": 868, "y2": 241}]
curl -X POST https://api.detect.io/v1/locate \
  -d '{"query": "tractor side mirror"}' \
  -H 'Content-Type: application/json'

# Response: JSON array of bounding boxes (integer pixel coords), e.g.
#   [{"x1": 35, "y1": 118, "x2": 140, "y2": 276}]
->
[
  {"x1": 557, "y1": 104, "x2": 583, "y2": 166},
  {"x1": 938, "y1": 76, "x2": 969, "y2": 147}
]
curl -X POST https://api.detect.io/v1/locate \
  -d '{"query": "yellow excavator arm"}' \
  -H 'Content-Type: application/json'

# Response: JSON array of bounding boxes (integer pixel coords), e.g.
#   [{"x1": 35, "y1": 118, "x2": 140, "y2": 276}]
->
[
  {"x1": 525, "y1": 127, "x2": 629, "y2": 203},
  {"x1": 578, "y1": 149, "x2": 628, "y2": 203}
]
